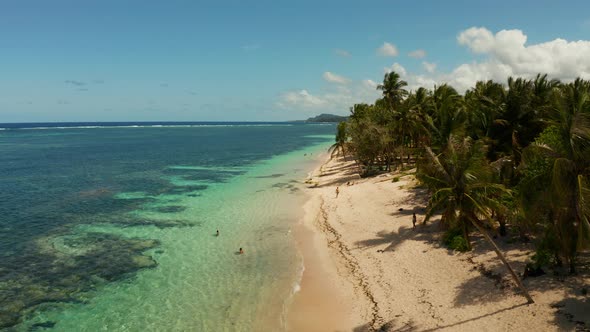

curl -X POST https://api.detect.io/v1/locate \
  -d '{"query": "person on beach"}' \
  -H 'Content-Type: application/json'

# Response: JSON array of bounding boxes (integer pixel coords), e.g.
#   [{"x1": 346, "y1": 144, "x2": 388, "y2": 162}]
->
[
  {"x1": 239, "y1": 247, "x2": 244, "y2": 254},
  {"x1": 412, "y1": 213, "x2": 417, "y2": 230},
  {"x1": 336, "y1": 186, "x2": 340, "y2": 198},
  {"x1": 216, "y1": 229, "x2": 219, "y2": 236}
]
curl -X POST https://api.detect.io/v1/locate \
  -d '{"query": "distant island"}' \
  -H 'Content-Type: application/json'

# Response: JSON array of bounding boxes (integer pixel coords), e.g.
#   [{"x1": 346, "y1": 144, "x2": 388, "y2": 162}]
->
[{"x1": 291, "y1": 113, "x2": 348, "y2": 123}]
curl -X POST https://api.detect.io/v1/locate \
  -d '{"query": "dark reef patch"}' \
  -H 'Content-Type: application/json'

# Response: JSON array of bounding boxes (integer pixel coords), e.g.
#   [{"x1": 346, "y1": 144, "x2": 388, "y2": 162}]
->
[
  {"x1": 153, "y1": 205, "x2": 187, "y2": 213},
  {"x1": 165, "y1": 185, "x2": 208, "y2": 195},
  {"x1": 29, "y1": 320, "x2": 56, "y2": 331},
  {"x1": 0, "y1": 232, "x2": 159, "y2": 329},
  {"x1": 271, "y1": 182, "x2": 301, "y2": 194},
  {"x1": 162, "y1": 168, "x2": 245, "y2": 184},
  {"x1": 253, "y1": 173, "x2": 284, "y2": 178}
]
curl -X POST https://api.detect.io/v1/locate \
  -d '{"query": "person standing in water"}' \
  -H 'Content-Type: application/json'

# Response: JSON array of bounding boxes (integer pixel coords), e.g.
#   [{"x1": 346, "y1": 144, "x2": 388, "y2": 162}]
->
[
  {"x1": 239, "y1": 248, "x2": 244, "y2": 254},
  {"x1": 216, "y1": 229, "x2": 219, "y2": 236}
]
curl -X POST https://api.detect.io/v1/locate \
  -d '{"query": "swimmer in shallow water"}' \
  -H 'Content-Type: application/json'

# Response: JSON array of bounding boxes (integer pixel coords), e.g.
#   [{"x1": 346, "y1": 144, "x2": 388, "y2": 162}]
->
[
  {"x1": 216, "y1": 229, "x2": 219, "y2": 236},
  {"x1": 239, "y1": 247, "x2": 244, "y2": 254}
]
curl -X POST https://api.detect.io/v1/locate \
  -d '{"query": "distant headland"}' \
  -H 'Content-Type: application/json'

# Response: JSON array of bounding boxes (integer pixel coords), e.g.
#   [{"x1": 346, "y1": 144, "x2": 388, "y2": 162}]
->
[{"x1": 291, "y1": 113, "x2": 348, "y2": 123}]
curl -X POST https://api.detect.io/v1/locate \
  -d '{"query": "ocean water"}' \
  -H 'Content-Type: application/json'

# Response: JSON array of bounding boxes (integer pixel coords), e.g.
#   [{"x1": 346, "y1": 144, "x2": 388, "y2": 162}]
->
[{"x1": 0, "y1": 122, "x2": 335, "y2": 331}]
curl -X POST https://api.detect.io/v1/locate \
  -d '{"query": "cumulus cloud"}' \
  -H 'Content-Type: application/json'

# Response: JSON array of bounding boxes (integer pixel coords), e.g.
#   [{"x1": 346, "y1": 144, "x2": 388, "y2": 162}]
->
[
  {"x1": 335, "y1": 49, "x2": 351, "y2": 57},
  {"x1": 323, "y1": 71, "x2": 351, "y2": 84},
  {"x1": 397, "y1": 27, "x2": 590, "y2": 93},
  {"x1": 384, "y1": 62, "x2": 407, "y2": 76},
  {"x1": 377, "y1": 42, "x2": 398, "y2": 57},
  {"x1": 277, "y1": 90, "x2": 328, "y2": 109},
  {"x1": 422, "y1": 61, "x2": 437, "y2": 73},
  {"x1": 408, "y1": 49, "x2": 426, "y2": 58},
  {"x1": 451, "y1": 27, "x2": 590, "y2": 89},
  {"x1": 277, "y1": 81, "x2": 380, "y2": 113},
  {"x1": 279, "y1": 26, "x2": 590, "y2": 111},
  {"x1": 362, "y1": 79, "x2": 378, "y2": 89}
]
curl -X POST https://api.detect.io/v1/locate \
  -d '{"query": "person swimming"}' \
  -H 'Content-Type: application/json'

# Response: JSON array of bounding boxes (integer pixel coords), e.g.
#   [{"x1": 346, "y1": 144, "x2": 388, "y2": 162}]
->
[
  {"x1": 216, "y1": 229, "x2": 219, "y2": 236},
  {"x1": 239, "y1": 247, "x2": 244, "y2": 254}
]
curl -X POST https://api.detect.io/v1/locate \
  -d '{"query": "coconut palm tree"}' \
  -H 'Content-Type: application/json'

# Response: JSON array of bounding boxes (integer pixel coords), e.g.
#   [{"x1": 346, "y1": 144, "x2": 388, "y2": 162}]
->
[
  {"x1": 521, "y1": 79, "x2": 590, "y2": 273},
  {"x1": 330, "y1": 121, "x2": 348, "y2": 158},
  {"x1": 426, "y1": 84, "x2": 466, "y2": 151},
  {"x1": 465, "y1": 80, "x2": 505, "y2": 141},
  {"x1": 377, "y1": 71, "x2": 408, "y2": 110},
  {"x1": 418, "y1": 135, "x2": 534, "y2": 303}
]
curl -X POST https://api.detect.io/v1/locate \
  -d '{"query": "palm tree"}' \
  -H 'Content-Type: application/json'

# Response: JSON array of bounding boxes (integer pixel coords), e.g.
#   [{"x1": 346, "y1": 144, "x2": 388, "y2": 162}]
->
[
  {"x1": 465, "y1": 80, "x2": 505, "y2": 140},
  {"x1": 377, "y1": 71, "x2": 408, "y2": 110},
  {"x1": 418, "y1": 135, "x2": 534, "y2": 303},
  {"x1": 330, "y1": 121, "x2": 348, "y2": 159},
  {"x1": 391, "y1": 97, "x2": 427, "y2": 169},
  {"x1": 426, "y1": 84, "x2": 466, "y2": 151},
  {"x1": 404, "y1": 87, "x2": 432, "y2": 148},
  {"x1": 490, "y1": 77, "x2": 545, "y2": 176},
  {"x1": 521, "y1": 79, "x2": 590, "y2": 273}
]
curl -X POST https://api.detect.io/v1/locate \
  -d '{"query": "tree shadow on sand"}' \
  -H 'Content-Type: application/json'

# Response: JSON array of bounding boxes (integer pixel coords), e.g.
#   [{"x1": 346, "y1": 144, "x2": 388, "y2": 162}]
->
[
  {"x1": 452, "y1": 239, "x2": 590, "y2": 330},
  {"x1": 354, "y1": 318, "x2": 417, "y2": 332},
  {"x1": 353, "y1": 220, "x2": 445, "y2": 254},
  {"x1": 453, "y1": 267, "x2": 516, "y2": 307},
  {"x1": 547, "y1": 252, "x2": 590, "y2": 330},
  {"x1": 420, "y1": 303, "x2": 529, "y2": 332},
  {"x1": 354, "y1": 226, "x2": 416, "y2": 252}
]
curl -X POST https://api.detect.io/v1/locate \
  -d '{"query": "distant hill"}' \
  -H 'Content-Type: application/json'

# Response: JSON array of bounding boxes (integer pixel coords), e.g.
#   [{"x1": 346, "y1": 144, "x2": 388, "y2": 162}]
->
[{"x1": 301, "y1": 113, "x2": 348, "y2": 123}]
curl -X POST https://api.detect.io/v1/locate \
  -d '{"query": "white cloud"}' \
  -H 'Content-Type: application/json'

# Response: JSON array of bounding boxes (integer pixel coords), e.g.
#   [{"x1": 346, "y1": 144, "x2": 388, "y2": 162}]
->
[
  {"x1": 278, "y1": 90, "x2": 327, "y2": 109},
  {"x1": 448, "y1": 26, "x2": 590, "y2": 91},
  {"x1": 422, "y1": 61, "x2": 437, "y2": 73},
  {"x1": 384, "y1": 62, "x2": 407, "y2": 76},
  {"x1": 323, "y1": 71, "x2": 351, "y2": 84},
  {"x1": 457, "y1": 27, "x2": 495, "y2": 53},
  {"x1": 335, "y1": 49, "x2": 351, "y2": 57},
  {"x1": 362, "y1": 79, "x2": 378, "y2": 89},
  {"x1": 394, "y1": 27, "x2": 590, "y2": 93},
  {"x1": 279, "y1": 26, "x2": 590, "y2": 111},
  {"x1": 277, "y1": 81, "x2": 380, "y2": 113},
  {"x1": 408, "y1": 49, "x2": 426, "y2": 58},
  {"x1": 377, "y1": 42, "x2": 398, "y2": 57}
]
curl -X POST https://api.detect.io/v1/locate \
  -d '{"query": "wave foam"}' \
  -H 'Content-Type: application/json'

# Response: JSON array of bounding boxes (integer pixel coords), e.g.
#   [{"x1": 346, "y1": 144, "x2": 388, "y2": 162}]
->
[{"x1": 0, "y1": 124, "x2": 296, "y2": 130}]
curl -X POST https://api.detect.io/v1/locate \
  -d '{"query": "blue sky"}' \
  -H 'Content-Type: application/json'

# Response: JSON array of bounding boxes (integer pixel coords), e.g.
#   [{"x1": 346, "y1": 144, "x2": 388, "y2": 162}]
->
[{"x1": 1, "y1": 0, "x2": 589, "y2": 122}]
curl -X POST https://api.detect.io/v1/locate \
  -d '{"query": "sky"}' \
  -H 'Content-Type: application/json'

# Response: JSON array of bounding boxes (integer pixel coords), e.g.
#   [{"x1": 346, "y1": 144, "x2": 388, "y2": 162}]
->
[{"x1": 1, "y1": 0, "x2": 589, "y2": 122}]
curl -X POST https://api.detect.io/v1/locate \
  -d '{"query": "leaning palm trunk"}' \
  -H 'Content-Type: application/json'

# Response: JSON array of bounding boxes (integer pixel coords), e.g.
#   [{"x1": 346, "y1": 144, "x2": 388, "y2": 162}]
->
[{"x1": 471, "y1": 220, "x2": 534, "y2": 304}]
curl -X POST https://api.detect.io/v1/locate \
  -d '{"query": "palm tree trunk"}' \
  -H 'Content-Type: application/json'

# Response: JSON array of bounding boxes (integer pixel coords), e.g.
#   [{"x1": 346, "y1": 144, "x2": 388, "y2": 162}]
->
[
  {"x1": 471, "y1": 221, "x2": 534, "y2": 304},
  {"x1": 462, "y1": 220, "x2": 472, "y2": 251}
]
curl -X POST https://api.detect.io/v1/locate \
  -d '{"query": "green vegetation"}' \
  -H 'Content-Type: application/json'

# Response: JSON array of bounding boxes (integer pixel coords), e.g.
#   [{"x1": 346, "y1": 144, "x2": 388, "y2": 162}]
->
[
  {"x1": 442, "y1": 227, "x2": 469, "y2": 252},
  {"x1": 304, "y1": 113, "x2": 349, "y2": 123},
  {"x1": 338, "y1": 71, "x2": 590, "y2": 303}
]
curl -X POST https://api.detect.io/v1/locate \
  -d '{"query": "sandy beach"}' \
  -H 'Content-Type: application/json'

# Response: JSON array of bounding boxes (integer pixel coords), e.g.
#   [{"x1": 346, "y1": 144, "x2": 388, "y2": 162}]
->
[{"x1": 287, "y1": 155, "x2": 590, "y2": 332}]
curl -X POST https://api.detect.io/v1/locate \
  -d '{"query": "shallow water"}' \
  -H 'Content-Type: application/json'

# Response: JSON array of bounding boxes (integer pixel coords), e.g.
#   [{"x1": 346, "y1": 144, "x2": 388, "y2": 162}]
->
[{"x1": 0, "y1": 123, "x2": 334, "y2": 331}]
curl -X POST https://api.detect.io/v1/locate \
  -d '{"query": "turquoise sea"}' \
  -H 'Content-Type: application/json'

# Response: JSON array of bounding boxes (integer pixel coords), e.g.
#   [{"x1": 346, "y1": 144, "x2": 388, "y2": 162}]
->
[{"x1": 0, "y1": 122, "x2": 335, "y2": 331}]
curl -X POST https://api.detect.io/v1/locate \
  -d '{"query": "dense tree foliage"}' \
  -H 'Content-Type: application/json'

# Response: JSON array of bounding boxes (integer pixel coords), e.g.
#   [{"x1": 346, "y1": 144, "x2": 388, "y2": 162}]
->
[{"x1": 336, "y1": 71, "x2": 590, "y2": 301}]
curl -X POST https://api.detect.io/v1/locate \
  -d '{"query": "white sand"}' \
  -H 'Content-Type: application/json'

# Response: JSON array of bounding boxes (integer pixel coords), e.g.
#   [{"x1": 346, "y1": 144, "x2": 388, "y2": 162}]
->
[{"x1": 287, "y1": 155, "x2": 590, "y2": 332}]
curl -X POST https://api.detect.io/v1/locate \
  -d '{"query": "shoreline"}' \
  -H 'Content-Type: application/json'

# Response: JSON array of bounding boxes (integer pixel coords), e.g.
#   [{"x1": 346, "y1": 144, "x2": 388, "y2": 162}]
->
[
  {"x1": 286, "y1": 154, "x2": 368, "y2": 331},
  {"x1": 287, "y1": 154, "x2": 590, "y2": 331}
]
